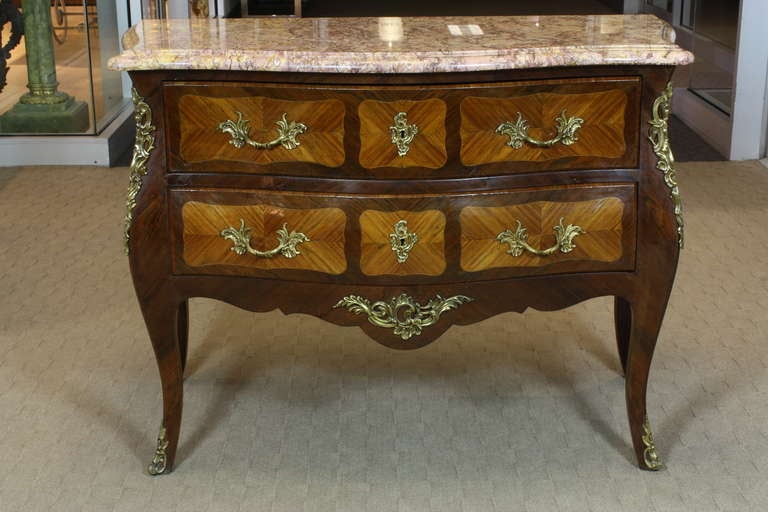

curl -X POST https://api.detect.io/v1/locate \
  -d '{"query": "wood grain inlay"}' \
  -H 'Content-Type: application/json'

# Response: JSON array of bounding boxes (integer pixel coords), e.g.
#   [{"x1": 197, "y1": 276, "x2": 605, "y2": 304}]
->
[
  {"x1": 178, "y1": 95, "x2": 345, "y2": 168},
  {"x1": 360, "y1": 209, "x2": 446, "y2": 276},
  {"x1": 460, "y1": 89, "x2": 628, "y2": 166},
  {"x1": 182, "y1": 202, "x2": 346, "y2": 274},
  {"x1": 359, "y1": 99, "x2": 447, "y2": 169},
  {"x1": 461, "y1": 197, "x2": 626, "y2": 271}
]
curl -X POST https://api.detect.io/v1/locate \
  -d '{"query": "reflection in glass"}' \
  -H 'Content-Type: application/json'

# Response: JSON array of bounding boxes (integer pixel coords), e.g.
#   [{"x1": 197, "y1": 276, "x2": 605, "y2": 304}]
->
[
  {"x1": 645, "y1": 0, "x2": 673, "y2": 12},
  {"x1": 684, "y1": 0, "x2": 740, "y2": 114},
  {"x1": 378, "y1": 18, "x2": 404, "y2": 44}
]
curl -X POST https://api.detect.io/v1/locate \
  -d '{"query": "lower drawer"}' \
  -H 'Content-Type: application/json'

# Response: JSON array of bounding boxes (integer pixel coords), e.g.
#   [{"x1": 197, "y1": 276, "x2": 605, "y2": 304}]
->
[
  {"x1": 169, "y1": 184, "x2": 636, "y2": 281},
  {"x1": 179, "y1": 200, "x2": 348, "y2": 275},
  {"x1": 460, "y1": 196, "x2": 628, "y2": 272}
]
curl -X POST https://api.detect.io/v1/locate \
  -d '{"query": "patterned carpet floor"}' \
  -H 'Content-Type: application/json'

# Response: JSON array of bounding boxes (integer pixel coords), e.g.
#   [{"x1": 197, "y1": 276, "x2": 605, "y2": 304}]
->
[{"x1": 1, "y1": 159, "x2": 767, "y2": 511}]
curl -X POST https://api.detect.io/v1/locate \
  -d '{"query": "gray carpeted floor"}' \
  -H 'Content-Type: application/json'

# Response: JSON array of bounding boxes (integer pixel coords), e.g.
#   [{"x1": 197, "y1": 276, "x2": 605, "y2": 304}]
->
[{"x1": 1, "y1": 159, "x2": 767, "y2": 511}]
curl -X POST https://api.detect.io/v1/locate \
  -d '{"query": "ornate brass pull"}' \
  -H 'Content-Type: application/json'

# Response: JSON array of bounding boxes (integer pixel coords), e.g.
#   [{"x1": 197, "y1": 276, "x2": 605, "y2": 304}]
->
[
  {"x1": 220, "y1": 219, "x2": 309, "y2": 259},
  {"x1": 496, "y1": 110, "x2": 584, "y2": 149},
  {"x1": 334, "y1": 293, "x2": 473, "y2": 340},
  {"x1": 218, "y1": 112, "x2": 308, "y2": 150},
  {"x1": 389, "y1": 220, "x2": 418, "y2": 263},
  {"x1": 497, "y1": 218, "x2": 584, "y2": 257},
  {"x1": 389, "y1": 112, "x2": 418, "y2": 157}
]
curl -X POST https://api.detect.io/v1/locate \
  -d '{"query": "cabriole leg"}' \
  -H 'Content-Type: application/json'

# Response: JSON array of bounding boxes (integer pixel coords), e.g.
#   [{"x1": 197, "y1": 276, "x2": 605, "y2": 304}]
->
[
  {"x1": 178, "y1": 299, "x2": 189, "y2": 375},
  {"x1": 139, "y1": 292, "x2": 185, "y2": 475},
  {"x1": 614, "y1": 296, "x2": 631, "y2": 375},
  {"x1": 625, "y1": 299, "x2": 667, "y2": 470}
]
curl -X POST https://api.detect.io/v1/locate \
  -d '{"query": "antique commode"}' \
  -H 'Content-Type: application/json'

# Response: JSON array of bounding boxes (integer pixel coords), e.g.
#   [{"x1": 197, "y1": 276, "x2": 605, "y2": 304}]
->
[{"x1": 109, "y1": 15, "x2": 693, "y2": 474}]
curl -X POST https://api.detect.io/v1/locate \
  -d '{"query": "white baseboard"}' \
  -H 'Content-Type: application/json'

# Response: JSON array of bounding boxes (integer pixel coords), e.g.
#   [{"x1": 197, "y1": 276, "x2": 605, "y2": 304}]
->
[
  {"x1": 0, "y1": 106, "x2": 135, "y2": 167},
  {"x1": 672, "y1": 87, "x2": 731, "y2": 159}
]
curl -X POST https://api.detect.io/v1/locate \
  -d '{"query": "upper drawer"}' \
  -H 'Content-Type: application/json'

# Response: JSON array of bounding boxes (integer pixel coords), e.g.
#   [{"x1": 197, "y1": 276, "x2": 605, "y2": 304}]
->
[
  {"x1": 164, "y1": 77, "x2": 639, "y2": 177},
  {"x1": 359, "y1": 98, "x2": 447, "y2": 170},
  {"x1": 165, "y1": 83, "x2": 346, "y2": 172},
  {"x1": 459, "y1": 77, "x2": 640, "y2": 172}
]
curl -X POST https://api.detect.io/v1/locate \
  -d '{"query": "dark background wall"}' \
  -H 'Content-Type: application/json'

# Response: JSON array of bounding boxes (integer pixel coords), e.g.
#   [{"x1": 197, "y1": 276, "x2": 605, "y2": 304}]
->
[
  {"x1": 597, "y1": 0, "x2": 624, "y2": 13},
  {"x1": 301, "y1": 0, "x2": 620, "y2": 17}
]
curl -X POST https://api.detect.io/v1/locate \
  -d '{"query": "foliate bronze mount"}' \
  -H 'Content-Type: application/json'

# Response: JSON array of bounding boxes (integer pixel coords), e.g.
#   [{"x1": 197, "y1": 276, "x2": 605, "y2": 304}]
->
[
  {"x1": 497, "y1": 218, "x2": 585, "y2": 257},
  {"x1": 218, "y1": 112, "x2": 308, "y2": 150},
  {"x1": 147, "y1": 426, "x2": 169, "y2": 476},
  {"x1": 641, "y1": 415, "x2": 663, "y2": 471},
  {"x1": 496, "y1": 110, "x2": 584, "y2": 149},
  {"x1": 649, "y1": 82, "x2": 684, "y2": 249},
  {"x1": 389, "y1": 220, "x2": 418, "y2": 263},
  {"x1": 221, "y1": 219, "x2": 309, "y2": 259},
  {"x1": 334, "y1": 293, "x2": 473, "y2": 340},
  {"x1": 124, "y1": 88, "x2": 156, "y2": 254},
  {"x1": 389, "y1": 111, "x2": 419, "y2": 157}
]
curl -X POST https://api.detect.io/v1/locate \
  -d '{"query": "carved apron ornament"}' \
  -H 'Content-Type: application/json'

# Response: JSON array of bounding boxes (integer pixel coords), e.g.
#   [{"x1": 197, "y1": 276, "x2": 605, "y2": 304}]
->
[{"x1": 334, "y1": 293, "x2": 473, "y2": 340}]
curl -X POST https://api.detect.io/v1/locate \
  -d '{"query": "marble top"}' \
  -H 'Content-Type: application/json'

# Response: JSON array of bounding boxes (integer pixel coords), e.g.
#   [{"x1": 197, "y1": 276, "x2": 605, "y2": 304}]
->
[{"x1": 109, "y1": 15, "x2": 693, "y2": 73}]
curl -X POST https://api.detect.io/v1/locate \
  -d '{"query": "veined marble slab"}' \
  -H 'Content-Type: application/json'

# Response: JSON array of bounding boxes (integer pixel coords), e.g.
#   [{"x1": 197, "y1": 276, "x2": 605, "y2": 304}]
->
[{"x1": 109, "y1": 15, "x2": 693, "y2": 73}]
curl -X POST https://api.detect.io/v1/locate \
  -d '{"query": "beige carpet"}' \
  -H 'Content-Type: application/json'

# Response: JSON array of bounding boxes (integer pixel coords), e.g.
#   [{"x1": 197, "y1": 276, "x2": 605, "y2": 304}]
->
[{"x1": 1, "y1": 160, "x2": 768, "y2": 511}]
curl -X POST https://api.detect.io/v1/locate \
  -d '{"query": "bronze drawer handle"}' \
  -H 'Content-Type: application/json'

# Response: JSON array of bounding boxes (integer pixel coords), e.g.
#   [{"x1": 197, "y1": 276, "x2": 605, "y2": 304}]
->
[
  {"x1": 221, "y1": 219, "x2": 309, "y2": 259},
  {"x1": 218, "y1": 112, "x2": 308, "y2": 150},
  {"x1": 389, "y1": 112, "x2": 419, "y2": 157},
  {"x1": 497, "y1": 218, "x2": 584, "y2": 257},
  {"x1": 496, "y1": 110, "x2": 584, "y2": 149},
  {"x1": 334, "y1": 293, "x2": 473, "y2": 340}
]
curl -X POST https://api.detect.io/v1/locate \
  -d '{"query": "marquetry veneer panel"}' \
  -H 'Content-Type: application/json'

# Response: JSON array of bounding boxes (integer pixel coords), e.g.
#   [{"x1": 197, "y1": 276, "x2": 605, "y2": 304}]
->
[
  {"x1": 461, "y1": 196, "x2": 629, "y2": 272},
  {"x1": 177, "y1": 94, "x2": 345, "y2": 168},
  {"x1": 181, "y1": 202, "x2": 346, "y2": 274},
  {"x1": 461, "y1": 88, "x2": 629, "y2": 167},
  {"x1": 360, "y1": 209, "x2": 446, "y2": 276},
  {"x1": 359, "y1": 99, "x2": 447, "y2": 169}
]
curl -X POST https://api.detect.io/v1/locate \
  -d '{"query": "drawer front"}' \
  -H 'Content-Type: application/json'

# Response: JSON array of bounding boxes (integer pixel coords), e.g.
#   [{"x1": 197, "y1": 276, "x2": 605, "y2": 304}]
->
[
  {"x1": 167, "y1": 84, "x2": 345, "y2": 172},
  {"x1": 460, "y1": 193, "x2": 633, "y2": 273},
  {"x1": 360, "y1": 209, "x2": 446, "y2": 276},
  {"x1": 171, "y1": 184, "x2": 634, "y2": 281},
  {"x1": 359, "y1": 99, "x2": 447, "y2": 169},
  {"x1": 165, "y1": 78, "x2": 638, "y2": 177},
  {"x1": 179, "y1": 200, "x2": 347, "y2": 275},
  {"x1": 459, "y1": 78, "x2": 640, "y2": 171}
]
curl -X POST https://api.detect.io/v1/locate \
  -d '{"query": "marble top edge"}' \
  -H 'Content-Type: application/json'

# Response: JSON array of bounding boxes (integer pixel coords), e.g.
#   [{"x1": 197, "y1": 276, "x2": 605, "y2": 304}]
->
[{"x1": 109, "y1": 15, "x2": 694, "y2": 73}]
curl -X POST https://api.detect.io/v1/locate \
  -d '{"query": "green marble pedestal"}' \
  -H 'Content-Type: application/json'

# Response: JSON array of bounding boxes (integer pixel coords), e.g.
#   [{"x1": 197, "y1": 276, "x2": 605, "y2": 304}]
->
[
  {"x1": 0, "y1": 94, "x2": 89, "y2": 133},
  {"x1": 0, "y1": 0, "x2": 90, "y2": 133}
]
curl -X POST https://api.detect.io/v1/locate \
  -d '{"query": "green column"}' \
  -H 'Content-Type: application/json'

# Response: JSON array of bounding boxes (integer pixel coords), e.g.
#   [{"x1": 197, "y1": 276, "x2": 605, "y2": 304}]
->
[{"x1": 0, "y1": 0, "x2": 89, "y2": 133}]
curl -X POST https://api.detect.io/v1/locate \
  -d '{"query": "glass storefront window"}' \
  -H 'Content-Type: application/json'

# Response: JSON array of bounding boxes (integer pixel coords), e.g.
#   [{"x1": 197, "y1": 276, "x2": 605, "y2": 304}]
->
[
  {"x1": 646, "y1": 0, "x2": 673, "y2": 11},
  {"x1": 0, "y1": 0, "x2": 127, "y2": 135},
  {"x1": 684, "y1": 0, "x2": 740, "y2": 114}
]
